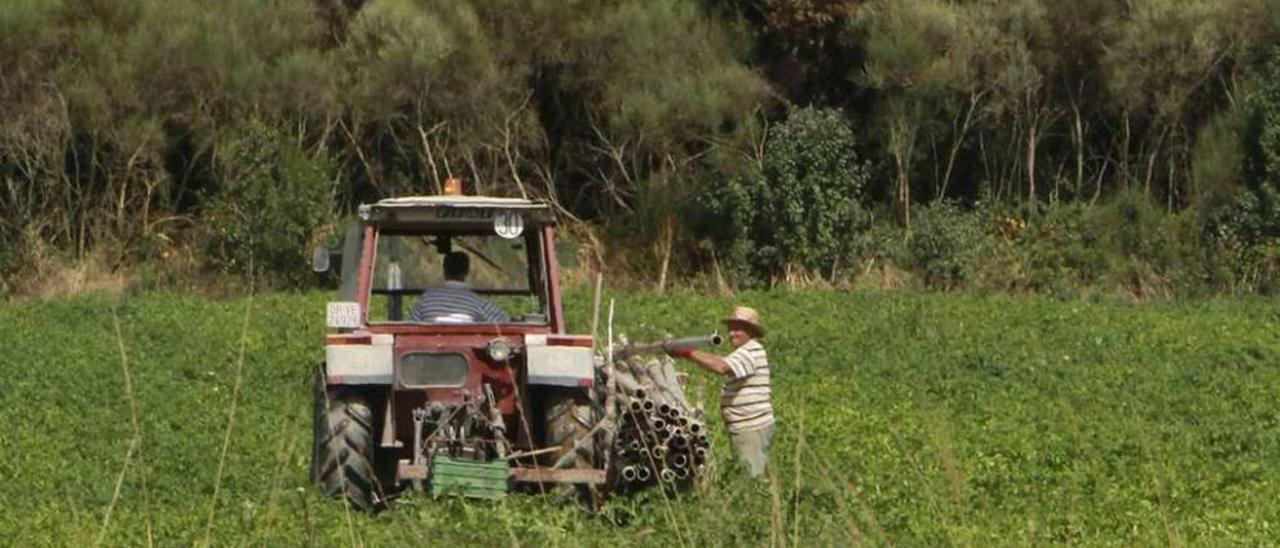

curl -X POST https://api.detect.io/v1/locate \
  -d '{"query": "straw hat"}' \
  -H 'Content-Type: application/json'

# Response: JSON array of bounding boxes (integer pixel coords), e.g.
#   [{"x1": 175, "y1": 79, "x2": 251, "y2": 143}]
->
[{"x1": 721, "y1": 305, "x2": 765, "y2": 338}]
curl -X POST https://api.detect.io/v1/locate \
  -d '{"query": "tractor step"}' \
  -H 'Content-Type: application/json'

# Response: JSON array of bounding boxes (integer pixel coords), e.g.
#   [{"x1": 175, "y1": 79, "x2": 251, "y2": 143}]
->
[
  {"x1": 508, "y1": 466, "x2": 607, "y2": 485},
  {"x1": 397, "y1": 459, "x2": 608, "y2": 489}
]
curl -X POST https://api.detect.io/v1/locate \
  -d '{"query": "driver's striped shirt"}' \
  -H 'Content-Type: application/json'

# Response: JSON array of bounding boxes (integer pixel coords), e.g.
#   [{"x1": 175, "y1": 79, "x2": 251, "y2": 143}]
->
[{"x1": 408, "y1": 281, "x2": 508, "y2": 323}]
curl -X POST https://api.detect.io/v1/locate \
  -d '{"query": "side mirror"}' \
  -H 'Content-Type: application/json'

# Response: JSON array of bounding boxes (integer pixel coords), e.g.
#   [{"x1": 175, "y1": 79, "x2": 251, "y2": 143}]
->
[{"x1": 312, "y1": 247, "x2": 331, "y2": 273}]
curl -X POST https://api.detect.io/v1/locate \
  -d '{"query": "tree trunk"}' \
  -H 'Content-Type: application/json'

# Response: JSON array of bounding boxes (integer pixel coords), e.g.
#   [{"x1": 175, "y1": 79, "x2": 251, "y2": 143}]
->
[
  {"x1": 890, "y1": 115, "x2": 915, "y2": 229},
  {"x1": 655, "y1": 215, "x2": 674, "y2": 294},
  {"x1": 1072, "y1": 99, "x2": 1084, "y2": 198},
  {"x1": 1026, "y1": 120, "x2": 1037, "y2": 214},
  {"x1": 939, "y1": 90, "x2": 983, "y2": 202}
]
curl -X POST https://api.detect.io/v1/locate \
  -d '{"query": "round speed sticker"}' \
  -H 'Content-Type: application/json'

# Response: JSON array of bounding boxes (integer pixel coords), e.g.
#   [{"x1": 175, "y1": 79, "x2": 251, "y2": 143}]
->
[{"x1": 494, "y1": 211, "x2": 525, "y2": 239}]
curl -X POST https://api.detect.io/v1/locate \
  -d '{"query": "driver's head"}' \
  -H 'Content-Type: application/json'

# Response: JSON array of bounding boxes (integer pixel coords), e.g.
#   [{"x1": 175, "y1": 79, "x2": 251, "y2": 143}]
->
[{"x1": 443, "y1": 252, "x2": 470, "y2": 281}]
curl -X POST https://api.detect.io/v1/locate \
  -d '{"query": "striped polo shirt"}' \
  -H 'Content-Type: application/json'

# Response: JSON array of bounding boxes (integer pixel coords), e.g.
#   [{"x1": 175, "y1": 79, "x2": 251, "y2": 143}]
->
[
  {"x1": 720, "y1": 339, "x2": 774, "y2": 433},
  {"x1": 408, "y1": 281, "x2": 509, "y2": 323}
]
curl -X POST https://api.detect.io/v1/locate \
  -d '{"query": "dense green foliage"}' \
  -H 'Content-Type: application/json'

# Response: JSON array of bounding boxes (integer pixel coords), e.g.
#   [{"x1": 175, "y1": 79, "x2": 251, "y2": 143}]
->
[
  {"x1": 1, "y1": 289, "x2": 1277, "y2": 544},
  {"x1": 702, "y1": 107, "x2": 870, "y2": 285},
  {"x1": 203, "y1": 119, "x2": 337, "y2": 285},
  {"x1": 1197, "y1": 48, "x2": 1280, "y2": 293},
  {"x1": 3, "y1": 0, "x2": 1280, "y2": 295},
  {"x1": 907, "y1": 201, "x2": 983, "y2": 290}
]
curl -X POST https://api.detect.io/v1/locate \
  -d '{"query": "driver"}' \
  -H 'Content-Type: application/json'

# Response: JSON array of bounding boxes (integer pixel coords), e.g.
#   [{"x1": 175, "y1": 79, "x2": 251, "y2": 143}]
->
[{"x1": 408, "y1": 252, "x2": 509, "y2": 323}]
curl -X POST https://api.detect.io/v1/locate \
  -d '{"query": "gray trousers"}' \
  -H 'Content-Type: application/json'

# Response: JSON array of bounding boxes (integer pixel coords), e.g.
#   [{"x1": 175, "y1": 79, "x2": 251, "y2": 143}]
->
[{"x1": 730, "y1": 424, "x2": 774, "y2": 478}]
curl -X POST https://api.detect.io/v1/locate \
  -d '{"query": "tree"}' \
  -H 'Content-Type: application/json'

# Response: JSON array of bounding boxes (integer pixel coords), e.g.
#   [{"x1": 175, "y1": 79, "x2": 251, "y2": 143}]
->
[
  {"x1": 702, "y1": 107, "x2": 870, "y2": 286},
  {"x1": 1103, "y1": 0, "x2": 1276, "y2": 208}
]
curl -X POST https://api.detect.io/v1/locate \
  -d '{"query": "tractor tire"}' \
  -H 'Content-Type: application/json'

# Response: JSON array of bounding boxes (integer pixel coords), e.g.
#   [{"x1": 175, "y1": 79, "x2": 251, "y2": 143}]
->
[
  {"x1": 313, "y1": 385, "x2": 382, "y2": 512},
  {"x1": 541, "y1": 387, "x2": 602, "y2": 508}
]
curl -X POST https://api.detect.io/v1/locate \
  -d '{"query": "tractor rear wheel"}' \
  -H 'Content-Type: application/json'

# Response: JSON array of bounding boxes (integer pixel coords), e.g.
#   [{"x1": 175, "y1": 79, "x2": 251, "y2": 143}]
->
[
  {"x1": 313, "y1": 385, "x2": 381, "y2": 512},
  {"x1": 541, "y1": 388, "x2": 601, "y2": 508}
]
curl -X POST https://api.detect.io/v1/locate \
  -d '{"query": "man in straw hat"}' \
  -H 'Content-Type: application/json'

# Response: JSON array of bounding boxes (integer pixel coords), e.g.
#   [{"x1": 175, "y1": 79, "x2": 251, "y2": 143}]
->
[{"x1": 668, "y1": 305, "x2": 774, "y2": 478}]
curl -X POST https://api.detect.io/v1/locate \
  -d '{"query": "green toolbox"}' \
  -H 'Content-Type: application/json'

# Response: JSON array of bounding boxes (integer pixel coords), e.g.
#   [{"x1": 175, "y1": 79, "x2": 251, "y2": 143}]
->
[{"x1": 429, "y1": 453, "x2": 509, "y2": 500}]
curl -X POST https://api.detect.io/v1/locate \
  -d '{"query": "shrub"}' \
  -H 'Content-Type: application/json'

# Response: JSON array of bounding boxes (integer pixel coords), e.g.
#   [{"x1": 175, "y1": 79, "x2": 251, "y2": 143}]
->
[
  {"x1": 701, "y1": 106, "x2": 871, "y2": 286},
  {"x1": 907, "y1": 201, "x2": 984, "y2": 290},
  {"x1": 848, "y1": 207, "x2": 908, "y2": 270},
  {"x1": 1202, "y1": 184, "x2": 1280, "y2": 293},
  {"x1": 1200, "y1": 48, "x2": 1280, "y2": 293},
  {"x1": 0, "y1": 221, "x2": 19, "y2": 289},
  {"x1": 202, "y1": 119, "x2": 336, "y2": 287},
  {"x1": 1018, "y1": 202, "x2": 1107, "y2": 295},
  {"x1": 1088, "y1": 190, "x2": 1201, "y2": 296}
]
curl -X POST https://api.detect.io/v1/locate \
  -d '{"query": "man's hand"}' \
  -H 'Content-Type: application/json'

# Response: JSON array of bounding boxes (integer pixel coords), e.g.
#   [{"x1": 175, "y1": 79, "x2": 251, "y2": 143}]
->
[{"x1": 667, "y1": 347, "x2": 695, "y2": 360}]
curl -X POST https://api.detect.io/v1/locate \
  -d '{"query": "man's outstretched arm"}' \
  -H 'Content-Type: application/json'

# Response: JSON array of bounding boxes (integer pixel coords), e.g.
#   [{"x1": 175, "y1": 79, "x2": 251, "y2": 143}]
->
[{"x1": 670, "y1": 348, "x2": 730, "y2": 376}]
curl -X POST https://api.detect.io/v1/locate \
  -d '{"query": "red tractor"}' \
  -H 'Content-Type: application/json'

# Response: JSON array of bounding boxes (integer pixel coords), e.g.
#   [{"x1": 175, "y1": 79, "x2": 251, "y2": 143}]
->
[{"x1": 310, "y1": 195, "x2": 606, "y2": 510}]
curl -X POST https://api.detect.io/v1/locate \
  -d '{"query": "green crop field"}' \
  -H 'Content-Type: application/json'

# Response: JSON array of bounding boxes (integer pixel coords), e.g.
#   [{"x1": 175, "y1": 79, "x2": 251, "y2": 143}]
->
[{"x1": 1, "y1": 289, "x2": 1277, "y2": 545}]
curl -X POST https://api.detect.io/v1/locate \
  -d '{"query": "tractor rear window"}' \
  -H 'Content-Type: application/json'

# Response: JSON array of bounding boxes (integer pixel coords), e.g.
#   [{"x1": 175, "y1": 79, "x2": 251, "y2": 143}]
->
[{"x1": 367, "y1": 232, "x2": 548, "y2": 324}]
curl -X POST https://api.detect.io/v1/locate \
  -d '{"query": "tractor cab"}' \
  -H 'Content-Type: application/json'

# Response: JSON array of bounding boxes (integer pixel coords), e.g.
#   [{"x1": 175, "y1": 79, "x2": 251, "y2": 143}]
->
[{"x1": 337, "y1": 196, "x2": 562, "y2": 328}]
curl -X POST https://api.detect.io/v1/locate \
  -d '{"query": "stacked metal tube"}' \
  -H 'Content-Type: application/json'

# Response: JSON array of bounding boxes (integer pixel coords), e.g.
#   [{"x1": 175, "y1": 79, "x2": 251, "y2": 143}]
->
[{"x1": 608, "y1": 354, "x2": 711, "y2": 491}]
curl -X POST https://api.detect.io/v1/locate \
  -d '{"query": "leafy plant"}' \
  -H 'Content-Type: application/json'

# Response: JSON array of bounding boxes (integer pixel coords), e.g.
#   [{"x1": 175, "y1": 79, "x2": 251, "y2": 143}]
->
[
  {"x1": 701, "y1": 106, "x2": 871, "y2": 286},
  {"x1": 908, "y1": 201, "x2": 985, "y2": 289},
  {"x1": 1200, "y1": 48, "x2": 1280, "y2": 293},
  {"x1": 202, "y1": 119, "x2": 336, "y2": 286}
]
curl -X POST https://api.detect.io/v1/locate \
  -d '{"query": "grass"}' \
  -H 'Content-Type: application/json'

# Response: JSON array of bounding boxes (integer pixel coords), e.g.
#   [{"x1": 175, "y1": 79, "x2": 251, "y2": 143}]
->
[{"x1": 0, "y1": 288, "x2": 1277, "y2": 545}]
